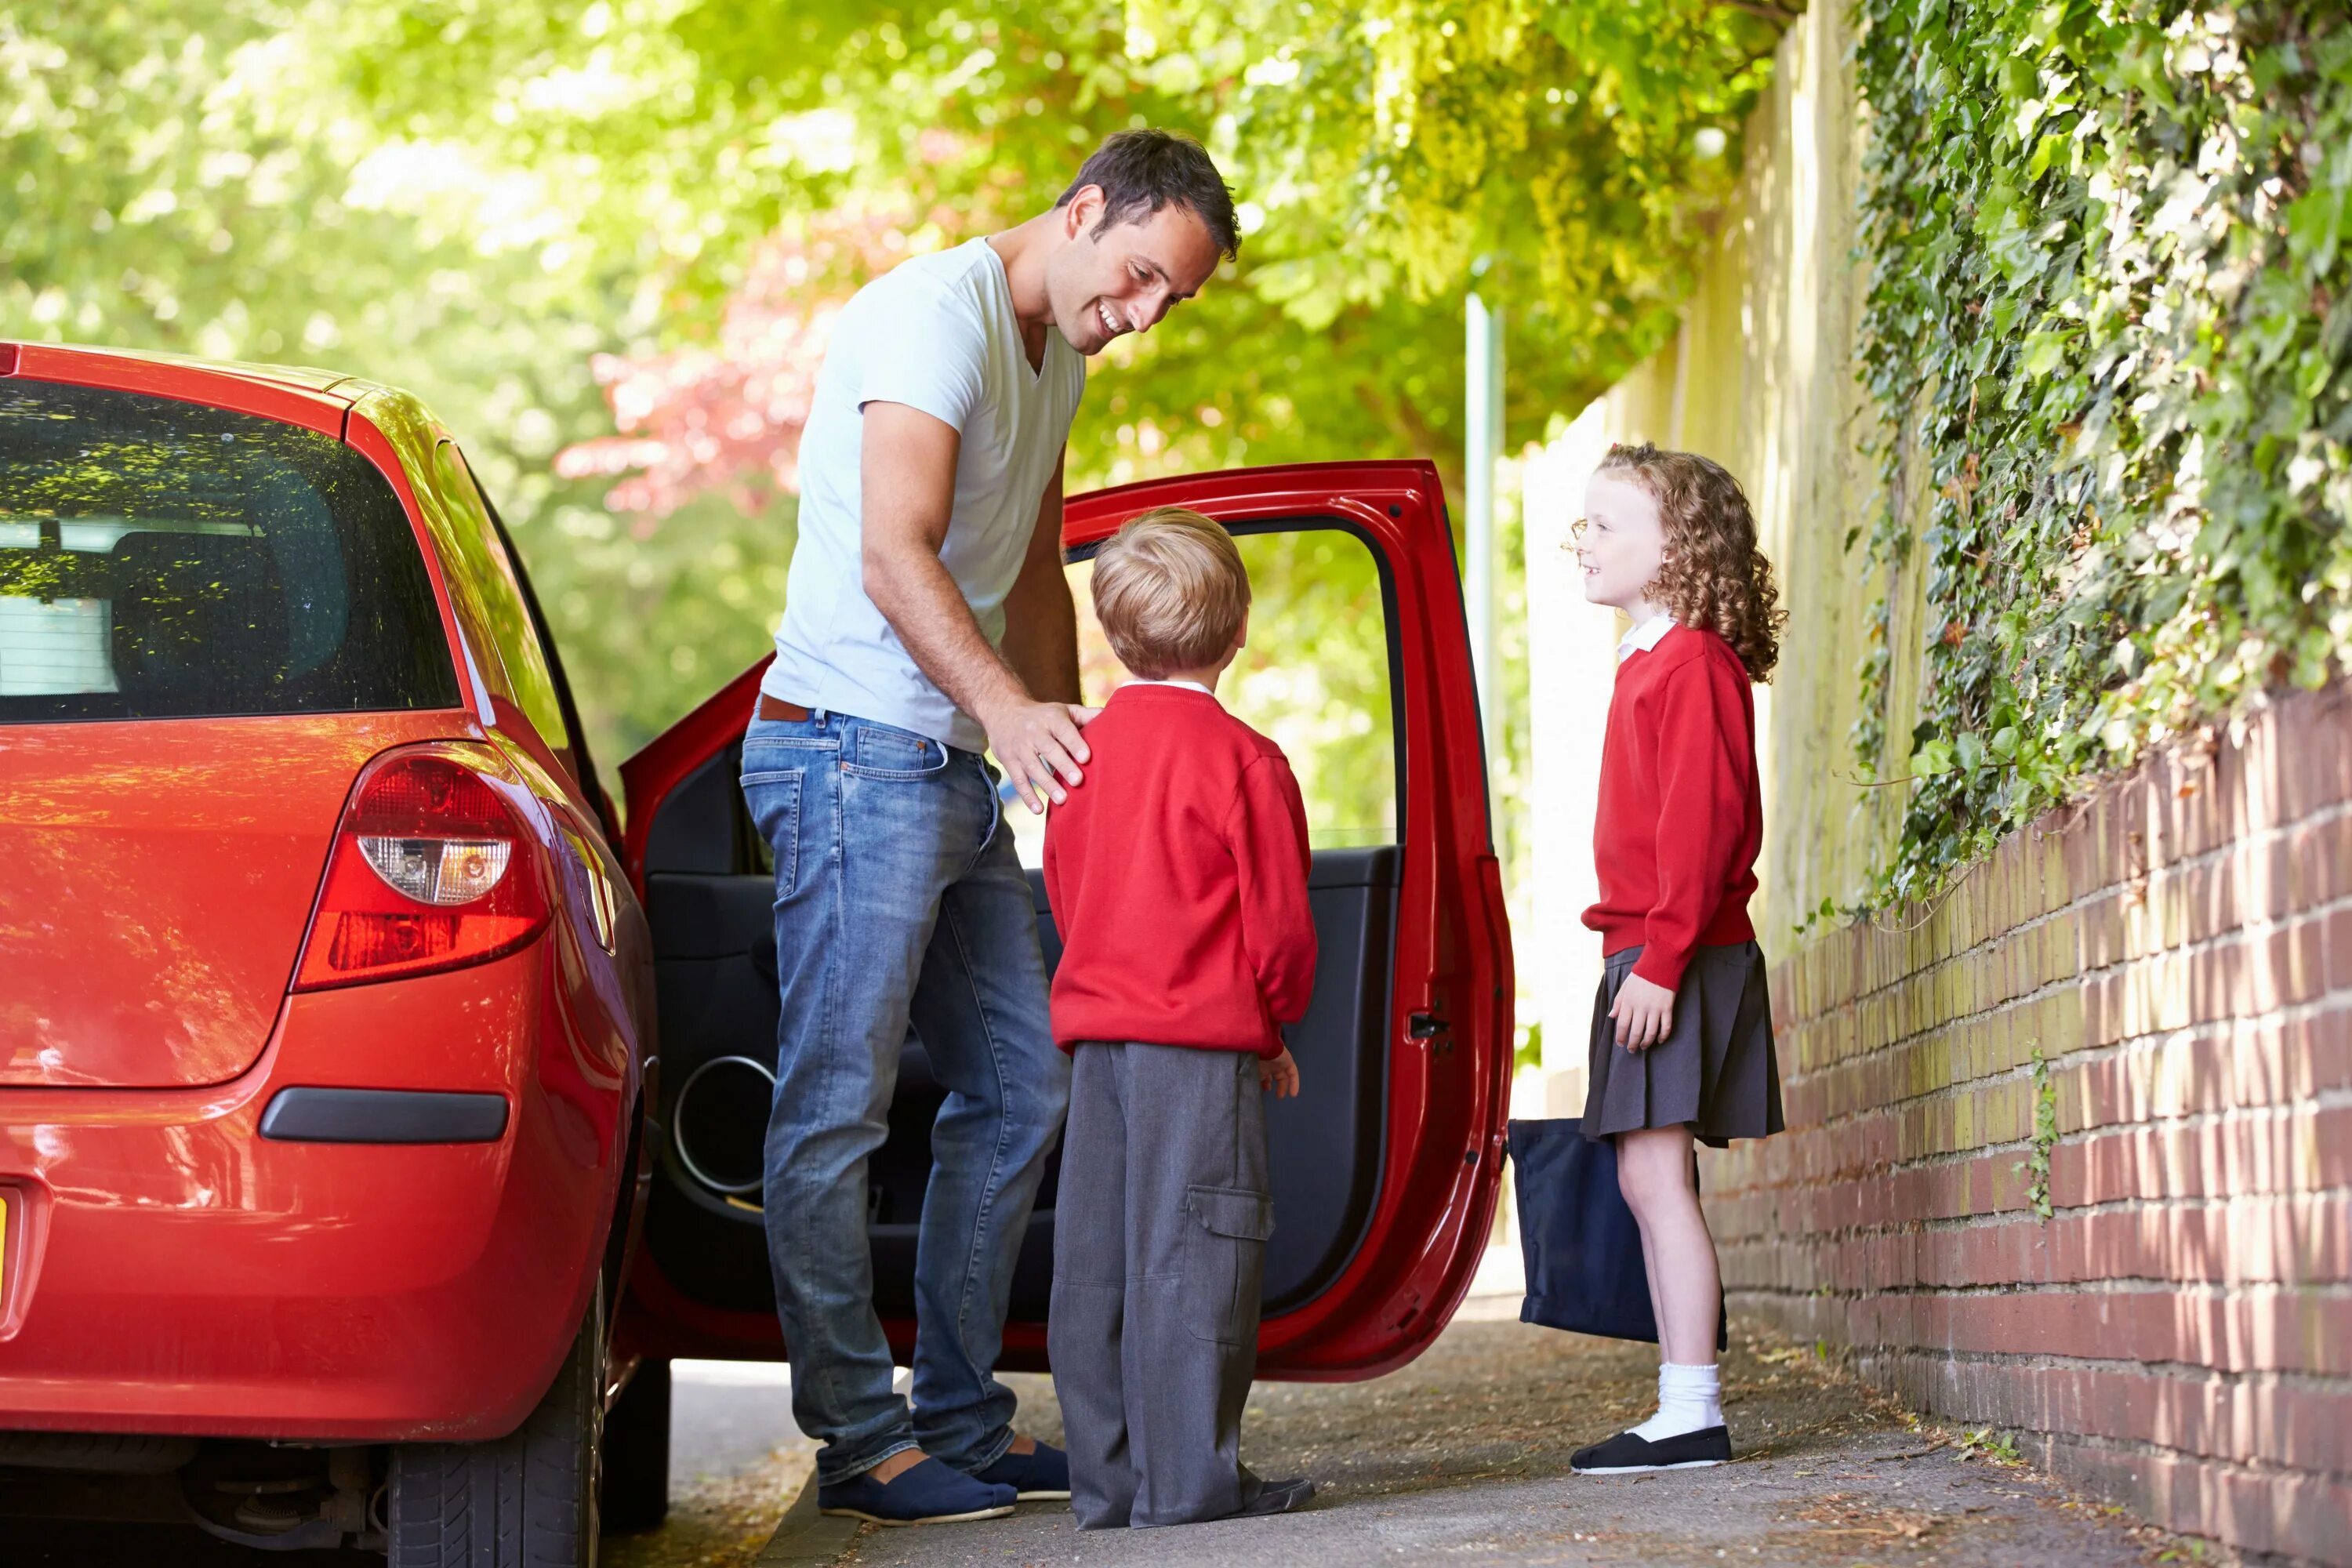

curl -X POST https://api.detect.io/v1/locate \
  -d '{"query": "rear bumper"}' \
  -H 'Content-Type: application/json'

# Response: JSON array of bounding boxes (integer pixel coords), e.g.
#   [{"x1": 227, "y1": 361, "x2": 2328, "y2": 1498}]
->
[{"x1": 0, "y1": 942, "x2": 630, "y2": 1443}]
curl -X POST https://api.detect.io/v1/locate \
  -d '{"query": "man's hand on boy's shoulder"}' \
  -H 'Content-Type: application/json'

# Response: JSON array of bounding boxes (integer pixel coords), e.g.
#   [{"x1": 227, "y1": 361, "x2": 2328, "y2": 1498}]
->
[
  {"x1": 984, "y1": 698, "x2": 1100, "y2": 814},
  {"x1": 1259, "y1": 1046, "x2": 1301, "y2": 1098}
]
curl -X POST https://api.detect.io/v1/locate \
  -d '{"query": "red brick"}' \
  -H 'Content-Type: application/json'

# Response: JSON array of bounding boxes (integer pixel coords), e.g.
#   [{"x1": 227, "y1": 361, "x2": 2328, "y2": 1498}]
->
[
  {"x1": 2068, "y1": 1014, "x2": 2352, "y2": 1124},
  {"x1": 1871, "y1": 1287, "x2": 2352, "y2": 1376},
  {"x1": 2258, "y1": 835, "x2": 2294, "y2": 924},
  {"x1": 1724, "y1": 684, "x2": 2352, "y2": 1561},
  {"x1": 1857, "y1": 1356, "x2": 2352, "y2": 1479},
  {"x1": 2283, "y1": 693, "x2": 2352, "y2": 822},
  {"x1": 2054, "y1": 1435, "x2": 2352, "y2": 1565},
  {"x1": 2292, "y1": 811, "x2": 2352, "y2": 910},
  {"x1": 2054, "y1": 1104, "x2": 2352, "y2": 1203}
]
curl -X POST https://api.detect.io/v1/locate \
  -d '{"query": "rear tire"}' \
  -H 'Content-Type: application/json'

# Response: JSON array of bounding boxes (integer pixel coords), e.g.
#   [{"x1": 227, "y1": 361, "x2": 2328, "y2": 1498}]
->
[
  {"x1": 388, "y1": 1283, "x2": 604, "y2": 1567},
  {"x1": 598, "y1": 1357, "x2": 670, "y2": 1533}
]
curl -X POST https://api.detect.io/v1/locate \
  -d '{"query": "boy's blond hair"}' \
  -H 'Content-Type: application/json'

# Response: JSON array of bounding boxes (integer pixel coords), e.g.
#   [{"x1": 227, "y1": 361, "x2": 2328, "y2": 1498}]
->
[{"x1": 1091, "y1": 506, "x2": 1251, "y2": 680}]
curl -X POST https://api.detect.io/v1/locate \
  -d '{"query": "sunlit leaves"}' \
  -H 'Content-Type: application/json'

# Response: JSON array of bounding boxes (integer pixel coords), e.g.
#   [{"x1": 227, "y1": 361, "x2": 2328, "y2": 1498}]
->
[
  {"x1": 1844, "y1": 0, "x2": 2352, "y2": 914},
  {"x1": 3, "y1": 0, "x2": 1780, "y2": 800}
]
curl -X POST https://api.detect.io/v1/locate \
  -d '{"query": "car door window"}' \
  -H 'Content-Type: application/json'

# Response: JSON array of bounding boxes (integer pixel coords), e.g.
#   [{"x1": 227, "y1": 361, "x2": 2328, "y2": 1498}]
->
[{"x1": 1008, "y1": 524, "x2": 1398, "y2": 867}]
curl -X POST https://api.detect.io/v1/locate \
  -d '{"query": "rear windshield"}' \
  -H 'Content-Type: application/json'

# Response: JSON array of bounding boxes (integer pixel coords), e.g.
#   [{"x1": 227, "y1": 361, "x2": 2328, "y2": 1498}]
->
[{"x1": 0, "y1": 378, "x2": 460, "y2": 722}]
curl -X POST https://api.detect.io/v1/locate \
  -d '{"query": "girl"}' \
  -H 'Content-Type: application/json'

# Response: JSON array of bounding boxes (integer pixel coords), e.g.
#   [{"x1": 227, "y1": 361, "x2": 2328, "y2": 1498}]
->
[{"x1": 1568, "y1": 442, "x2": 1787, "y2": 1475}]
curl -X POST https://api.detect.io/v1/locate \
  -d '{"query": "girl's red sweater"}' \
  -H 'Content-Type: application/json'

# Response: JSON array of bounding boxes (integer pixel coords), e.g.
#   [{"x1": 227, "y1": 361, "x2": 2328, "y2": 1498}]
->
[
  {"x1": 1581, "y1": 623, "x2": 1762, "y2": 991},
  {"x1": 1043, "y1": 684, "x2": 1317, "y2": 1058}
]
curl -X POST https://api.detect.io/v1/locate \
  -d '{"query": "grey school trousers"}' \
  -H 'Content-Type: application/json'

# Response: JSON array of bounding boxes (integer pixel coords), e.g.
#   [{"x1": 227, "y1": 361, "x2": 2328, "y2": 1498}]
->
[{"x1": 1048, "y1": 1042, "x2": 1276, "y2": 1529}]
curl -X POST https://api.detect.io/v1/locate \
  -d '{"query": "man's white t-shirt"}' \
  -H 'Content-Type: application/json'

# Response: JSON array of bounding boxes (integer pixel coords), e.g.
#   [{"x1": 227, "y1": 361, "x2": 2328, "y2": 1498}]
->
[{"x1": 763, "y1": 238, "x2": 1087, "y2": 753}]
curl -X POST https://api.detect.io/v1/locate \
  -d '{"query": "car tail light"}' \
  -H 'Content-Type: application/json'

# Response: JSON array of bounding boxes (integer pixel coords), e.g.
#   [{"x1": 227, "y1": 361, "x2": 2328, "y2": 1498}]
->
[{"x1": 294, "y1": 745, "x2": 551, "y2": 990}]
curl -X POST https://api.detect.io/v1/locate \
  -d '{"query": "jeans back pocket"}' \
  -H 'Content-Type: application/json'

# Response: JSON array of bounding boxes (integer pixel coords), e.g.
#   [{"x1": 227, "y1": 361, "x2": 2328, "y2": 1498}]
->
[{"x1": 739, "y1": 768, "x2": 804, "y2": 895}]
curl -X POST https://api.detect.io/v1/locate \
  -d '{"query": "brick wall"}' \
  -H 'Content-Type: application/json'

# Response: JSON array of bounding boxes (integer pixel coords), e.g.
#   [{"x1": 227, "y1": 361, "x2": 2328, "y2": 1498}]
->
[{"x1": 1704, "y1": 684, "x2": 2352, "y2": 1565}]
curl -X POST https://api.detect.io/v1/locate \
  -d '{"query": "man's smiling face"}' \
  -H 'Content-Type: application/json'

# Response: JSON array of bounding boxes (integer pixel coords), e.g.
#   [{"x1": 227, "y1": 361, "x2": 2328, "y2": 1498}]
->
[{"x1": 1045, "y1": 187, "x2": 1224, "y2": 356}]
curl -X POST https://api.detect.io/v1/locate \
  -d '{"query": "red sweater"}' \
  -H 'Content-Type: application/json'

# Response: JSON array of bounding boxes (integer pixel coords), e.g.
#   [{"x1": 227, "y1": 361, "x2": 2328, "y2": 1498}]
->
[
  {"x1": 1582, "y1": 624, "x2": 1762, "y2": 991},
  {"x1": 1043, "y1": 684, "x2": 1317, "y2": 1058}
]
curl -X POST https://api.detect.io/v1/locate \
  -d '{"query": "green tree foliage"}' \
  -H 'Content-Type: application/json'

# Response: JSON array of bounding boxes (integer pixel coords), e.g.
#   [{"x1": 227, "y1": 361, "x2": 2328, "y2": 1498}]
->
[
  {"x1": 1846, "y1": 0, "x2": 2352, "y2": 912},
  {"x1": 2, "y1": 0, "x2": 789, "y2": 764},
  {"x1": 325, "y1": 0, "x2": 1780, "y2": 469},
  {"x1": 4, "y1": 0, "x2": 1780, "y2": 783}
]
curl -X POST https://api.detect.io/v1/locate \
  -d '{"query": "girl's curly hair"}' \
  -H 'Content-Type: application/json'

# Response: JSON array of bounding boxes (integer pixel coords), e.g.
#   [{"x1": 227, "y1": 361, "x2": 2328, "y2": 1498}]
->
[{"x1": 1597, "y1": 442, "x2": 1787, "y2": 684}]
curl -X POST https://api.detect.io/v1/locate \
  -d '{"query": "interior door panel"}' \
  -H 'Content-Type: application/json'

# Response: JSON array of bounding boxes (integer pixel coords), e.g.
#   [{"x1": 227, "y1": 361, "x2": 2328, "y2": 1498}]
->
[
  {"x1": 636, "y1": 746, "x2": 1399, "y2": 1319},
  {"x1": 621, "y1": 462, "x2": 1512, "y2": 1379}
]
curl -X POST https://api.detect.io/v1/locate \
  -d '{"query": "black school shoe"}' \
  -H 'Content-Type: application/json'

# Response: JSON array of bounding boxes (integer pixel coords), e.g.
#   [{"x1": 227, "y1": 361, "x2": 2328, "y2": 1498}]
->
[
  {"x1": 1570, "y1": 1426, "x2": 1733, "y2": 1474},
  {"x1": 1236, "y1": 1476, "x2": 1317, "y2": 1515},
  {"x1": 1127, "y1": 1475, "x2": 1319, "y2": 1530}
]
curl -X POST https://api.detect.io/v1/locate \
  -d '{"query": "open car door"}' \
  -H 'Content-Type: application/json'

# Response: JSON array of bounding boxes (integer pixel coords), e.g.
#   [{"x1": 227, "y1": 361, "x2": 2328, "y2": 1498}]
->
[{"x1": 617, "y1": 459, "x2": 1512, "y2": 1379}]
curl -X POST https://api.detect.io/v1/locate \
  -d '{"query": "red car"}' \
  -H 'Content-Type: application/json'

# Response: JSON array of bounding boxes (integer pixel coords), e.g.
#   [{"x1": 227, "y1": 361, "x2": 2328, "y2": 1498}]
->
[{"x1": 0, "y1": 342, "x2": 1513, "y2": 1563}]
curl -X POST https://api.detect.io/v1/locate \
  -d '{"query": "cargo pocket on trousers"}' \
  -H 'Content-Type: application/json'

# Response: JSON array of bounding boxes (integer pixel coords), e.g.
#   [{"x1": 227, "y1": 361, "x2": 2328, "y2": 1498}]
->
[{"x1": 1181, "y1": 1184, "x2": 1276, "y2": 1345}]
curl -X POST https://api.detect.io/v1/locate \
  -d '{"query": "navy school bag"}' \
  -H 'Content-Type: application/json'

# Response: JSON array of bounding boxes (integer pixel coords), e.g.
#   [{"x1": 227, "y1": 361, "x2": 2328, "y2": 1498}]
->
[{"x1": 1507, "y1": 1116, "x2": 1728, "y2": 1350}]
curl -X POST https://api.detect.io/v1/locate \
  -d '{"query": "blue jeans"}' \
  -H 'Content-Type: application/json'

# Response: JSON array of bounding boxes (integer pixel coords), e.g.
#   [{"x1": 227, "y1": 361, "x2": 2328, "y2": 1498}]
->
[{"x1": 741, "y1": 709, "x2": 1070, "y2": 1486}]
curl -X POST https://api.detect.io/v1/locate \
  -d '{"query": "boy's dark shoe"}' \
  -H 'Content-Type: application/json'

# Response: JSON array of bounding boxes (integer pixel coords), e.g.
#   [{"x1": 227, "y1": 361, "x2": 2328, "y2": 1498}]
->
[
  {"x1": 972, "y1": 1439, "x2": 1071, "y2": 1501},
  {"x1": 1235, "y1": 1475, "x2": 1316, "y2": 1515},
  {"x1": 1570, "y1": 1426, "x2": 1733, "y2": 1474},
  {"x1": 1128, "y1": 1475, "x2": 1316, "y2": 1529},
  {"x1": 817, "y1": 1456, "x2": 1016, "y2": 1525}
]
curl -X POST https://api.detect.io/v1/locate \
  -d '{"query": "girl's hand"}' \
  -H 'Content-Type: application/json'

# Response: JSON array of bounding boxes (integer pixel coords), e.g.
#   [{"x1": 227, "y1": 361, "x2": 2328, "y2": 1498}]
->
[
  {"x1": 1610, "y1": 975, "x2": 1677, "y2": 1051},
  {"x1": 1259, "y1": 1047, "x2": 1301, "y2": 1098}
]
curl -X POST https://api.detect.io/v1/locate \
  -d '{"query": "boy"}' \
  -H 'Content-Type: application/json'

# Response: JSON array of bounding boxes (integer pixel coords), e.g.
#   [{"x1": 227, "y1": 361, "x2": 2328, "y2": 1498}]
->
[{"x1": 1043, "y1": 506, "x2": 1319, "y2": 1528}]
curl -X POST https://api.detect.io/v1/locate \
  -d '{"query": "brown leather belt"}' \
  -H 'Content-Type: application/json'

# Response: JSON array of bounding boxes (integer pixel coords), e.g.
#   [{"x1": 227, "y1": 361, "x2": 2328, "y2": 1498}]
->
[{"x1": 756, "y1": 694, "x2": 811, "y2": 723}]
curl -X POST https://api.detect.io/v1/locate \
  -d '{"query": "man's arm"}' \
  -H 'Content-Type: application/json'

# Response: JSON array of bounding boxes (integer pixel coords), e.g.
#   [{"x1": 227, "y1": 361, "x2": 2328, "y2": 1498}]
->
[
  {"x1": 859, "y1": 401, "x2": 1091, "y2": 812},
  {"x1": 997, "y1": 446, "x2": 1082, "y2": 706}
]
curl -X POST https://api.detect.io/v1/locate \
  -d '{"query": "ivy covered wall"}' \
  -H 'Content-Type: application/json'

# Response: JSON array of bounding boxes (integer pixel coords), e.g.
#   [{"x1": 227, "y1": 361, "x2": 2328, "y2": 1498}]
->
[
  {"x1": 1584, "y1": 14, "x2": 2352, "y2": 1554},
  {"x1": 1847, "y1": 0, "x2": 2352, "y2": 916},
  {"x1": 1602, "y1": 0, "x2": 2352, "y2": 936}
]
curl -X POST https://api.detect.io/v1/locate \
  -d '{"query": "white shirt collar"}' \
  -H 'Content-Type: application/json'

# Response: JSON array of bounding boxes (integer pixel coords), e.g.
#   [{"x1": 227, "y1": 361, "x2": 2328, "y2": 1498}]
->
[
  {"x1": 1617, "y1": 614, "x2": 1676, "y2": 662},
  {"x1": 1122, "y1": 677, "x2": 1217, "y2": 698}
]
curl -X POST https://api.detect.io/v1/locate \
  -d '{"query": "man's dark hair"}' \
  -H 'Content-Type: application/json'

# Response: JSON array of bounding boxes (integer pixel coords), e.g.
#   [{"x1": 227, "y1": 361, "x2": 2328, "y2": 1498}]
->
[{"x1": 1055, "y1": 129, "x2": 1240, "y2": 261}]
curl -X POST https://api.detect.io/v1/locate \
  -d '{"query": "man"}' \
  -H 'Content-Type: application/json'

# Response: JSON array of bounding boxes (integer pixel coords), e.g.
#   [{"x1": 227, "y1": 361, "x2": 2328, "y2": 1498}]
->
[{"x1": 739, "y1": 129, "x2": 1236, "y2": 1527}]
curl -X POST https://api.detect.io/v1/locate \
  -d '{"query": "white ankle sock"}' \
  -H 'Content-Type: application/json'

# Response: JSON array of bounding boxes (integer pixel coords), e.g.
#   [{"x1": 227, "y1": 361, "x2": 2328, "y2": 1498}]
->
[{"x1": 1629, "y1": 1362, "x2": 1722, "y2": 1442}]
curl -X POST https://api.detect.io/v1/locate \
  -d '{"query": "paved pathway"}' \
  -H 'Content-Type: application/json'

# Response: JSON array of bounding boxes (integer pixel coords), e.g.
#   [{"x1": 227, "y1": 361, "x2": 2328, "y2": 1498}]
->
[
  {"x1": 5, "y1": 1295, "x2": 2179, "y2": 1568},
  {"x1": 822, "y1": 1301, "x2": 2172, "y2": 1568}
]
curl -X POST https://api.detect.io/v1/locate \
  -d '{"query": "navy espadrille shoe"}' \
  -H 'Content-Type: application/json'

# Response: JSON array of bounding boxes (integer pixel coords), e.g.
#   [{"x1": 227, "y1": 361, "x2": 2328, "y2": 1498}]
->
[
  {"x1": 818, "y1": 1456, "x2": 1016, "y2": 1525},
  {"x1": 1570, "y1": 1426, "x2": 1733, "y2": 1474},
  {"x1": 971, "y1": 1439, "x2": 1071, "y2": 1501}
]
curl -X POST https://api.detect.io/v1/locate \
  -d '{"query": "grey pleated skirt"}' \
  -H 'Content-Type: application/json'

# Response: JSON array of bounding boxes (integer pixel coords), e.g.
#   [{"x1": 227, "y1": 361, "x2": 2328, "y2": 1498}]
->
[{"x1": 1584, "y1": 941, "x2": 1784, "y2": 1149}]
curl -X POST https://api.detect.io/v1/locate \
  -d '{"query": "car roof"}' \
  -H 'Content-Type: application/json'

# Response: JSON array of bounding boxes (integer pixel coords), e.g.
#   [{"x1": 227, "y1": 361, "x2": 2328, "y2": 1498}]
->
[{"x1": 1, "y1": 338, "x2": 396, "y2": 408}]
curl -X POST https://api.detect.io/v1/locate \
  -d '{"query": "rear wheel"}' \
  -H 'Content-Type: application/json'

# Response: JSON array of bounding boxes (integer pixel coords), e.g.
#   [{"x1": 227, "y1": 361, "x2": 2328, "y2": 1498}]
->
[
  {"x1": 598, "y1": 1357, "x2": 670, "y2": 1533},
  {"x1": 388, "y1": 1282, "x2": 604, "y2": 1567}
]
